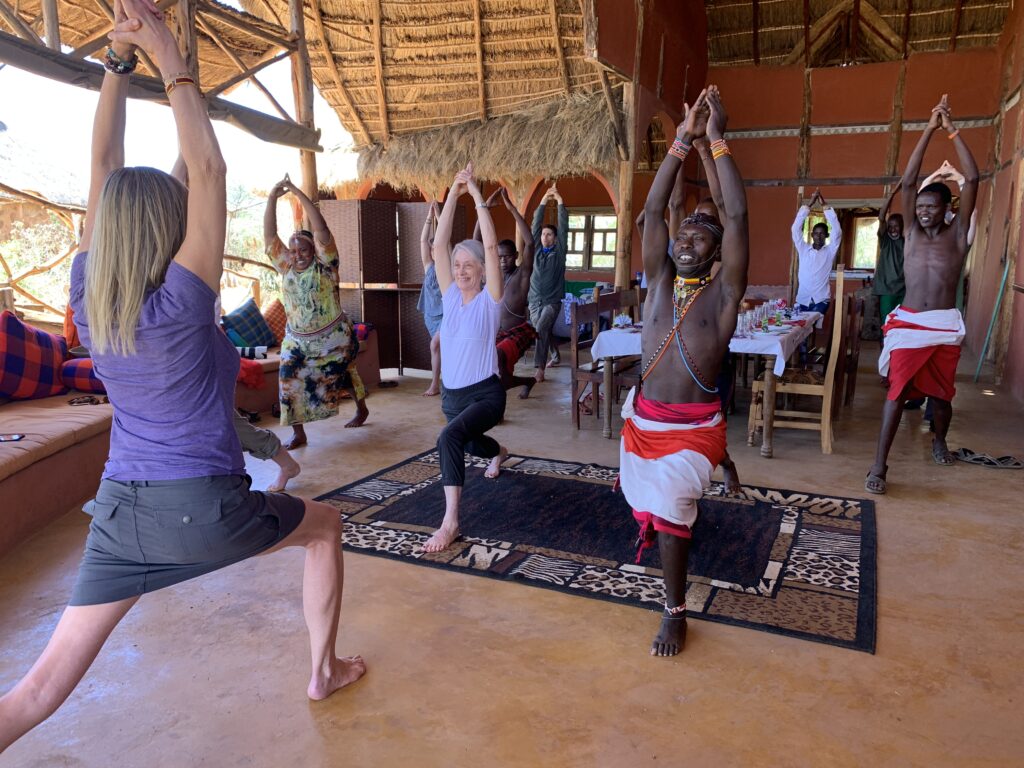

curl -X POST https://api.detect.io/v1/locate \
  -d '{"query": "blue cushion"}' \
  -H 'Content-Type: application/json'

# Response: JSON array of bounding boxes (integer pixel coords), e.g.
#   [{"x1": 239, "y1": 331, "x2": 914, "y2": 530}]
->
[{"x1": 221, "y1": 298, "x2": 276, "y2": 347}]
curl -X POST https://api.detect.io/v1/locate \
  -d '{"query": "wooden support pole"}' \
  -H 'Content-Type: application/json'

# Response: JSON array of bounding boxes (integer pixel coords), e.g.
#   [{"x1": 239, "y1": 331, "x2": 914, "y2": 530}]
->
[
  {"x1": 949, "y1": 0, "x2": 963, "y2": 52},
  {"x1": 548, "y1": 0, "x2": 569, "y2": 96},
  {"x1": 41, "y1": 0, "x2": 59, "y2": 51},
  {"x1": 883, "y1": 63, "x2": 907, "y2": 177},
  {"x1": 0, "y1": 0, "x2": 43, "y2": 44},
  {"x1": 613, "y1": 0, "x2": 643, "y2": 291},
  {"x1": 172, "y1": 0, "x2": 198, "y2": 80},
  {"x1": 902, "y1": 0, "x2": 912, "y2": 59},
  {"x1": 370, "y1": 0, "x2": 390, "y2": 143},
  {"x1": 308, "y1": 0, "x2": 372, "y2": 146},
  {"x1": 289, "y1": 0, "x2": 317, "y2": 202},
  {"x1": 797, "y1": 68, "x2": 812, "y2": 178},
  {"x1": 802, "y1": 0, "x2": 810, "y2": 68},
  {"x1": 473, "y1": 0, "x2": 486, "y2": 122}
]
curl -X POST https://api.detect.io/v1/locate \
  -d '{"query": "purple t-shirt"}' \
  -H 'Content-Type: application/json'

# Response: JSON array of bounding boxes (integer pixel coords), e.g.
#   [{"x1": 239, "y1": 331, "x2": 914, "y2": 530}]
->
[{"x1": 70, "y1": 253, "x2": 244, "y2": 481}]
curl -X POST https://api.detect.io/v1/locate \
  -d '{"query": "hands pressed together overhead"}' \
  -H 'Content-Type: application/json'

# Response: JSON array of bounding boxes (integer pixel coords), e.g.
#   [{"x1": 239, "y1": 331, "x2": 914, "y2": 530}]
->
[{"x1": 108, "y1": 0, "x2": 175, "y2": 62}]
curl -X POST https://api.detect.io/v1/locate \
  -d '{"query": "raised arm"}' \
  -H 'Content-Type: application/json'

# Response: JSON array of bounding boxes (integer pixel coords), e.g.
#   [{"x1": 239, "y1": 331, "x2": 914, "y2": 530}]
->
[
  {"x1": 82, "y1": 0, "x2": 137, "y2": 251},
  {"x1": 472, "y1": 188, "x2": 501, "y2": 242},
  {"x1": 667, "y1": 157, "x2": 688, "y2": 237},
  {"x1": 706, "y1": 86, "x2": 748, "y2": 306},
  {"x1": 878, "y1": 183, "x2": 900, "y2": 236},
  {"x1": 263, "y1": 179, "x2": 289, "y2": 272},
  {"x1": 111, "y1": 0, "x2": 226, "y2": 290},
  {"x1": 502, "y1": 187, "x2": 534, "y2": 282},
  {"x1": 531, "y1": 189, "x2": 550, "y2": 243},
  {"x1": 283, "y1": 180, "x2": 334, "y2": 257},
  {"x1": 433, "y1": 169, "x2": 467, "y2": 293},
  {"x1": 939, "y1": 102, "x2": 980, "y2": 245},
  {"x1": 901, "y1": 96, "x2": 945, "y2": 228},
  {"x1": 644, "y1": 89, "x2": 707, "y2": 283},
  {"x1": 420, "y1": 201, "x2": 437, "y2": 271},
  {"x1": 822, "y1": 196, "x2": 842, "y2": 254},
  {"x1": 694, "y1": 137, "x2": 726, "y2": 218},
  {"x1": 553, "y1": 188, "x2": 569, "y2": 256},
  {"x1": 791, "y1": 202, "x2": 810, "y2": 248},
  {"x1": 468, "y1": 176, "x2": 503, "y2": 302}
]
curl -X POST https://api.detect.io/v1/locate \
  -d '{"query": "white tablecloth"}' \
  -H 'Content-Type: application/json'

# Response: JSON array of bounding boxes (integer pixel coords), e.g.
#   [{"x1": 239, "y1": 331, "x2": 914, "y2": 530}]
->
[{"x1": 589, "y1": 312, "x2": 822, "y2": 377}]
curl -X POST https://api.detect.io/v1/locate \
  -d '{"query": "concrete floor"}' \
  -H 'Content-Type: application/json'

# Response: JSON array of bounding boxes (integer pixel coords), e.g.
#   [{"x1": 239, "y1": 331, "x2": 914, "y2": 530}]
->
[{"x1": 2, "y1": 351, "x2": 1023, "y2": 767}]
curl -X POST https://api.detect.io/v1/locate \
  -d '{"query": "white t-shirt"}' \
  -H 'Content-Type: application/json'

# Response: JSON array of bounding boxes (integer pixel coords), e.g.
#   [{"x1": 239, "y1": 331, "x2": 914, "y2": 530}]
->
[
  {"x1": 791, "y1": 205, "x2": 842, "y2": 306},
  {"x1": 440, "y1": 283, "x2": 501, "y2": 389}
]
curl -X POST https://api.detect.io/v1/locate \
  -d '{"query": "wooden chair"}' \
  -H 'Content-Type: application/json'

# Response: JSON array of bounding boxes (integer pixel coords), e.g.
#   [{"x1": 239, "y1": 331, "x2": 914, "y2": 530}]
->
[
  {"x1": 747, "y1": 291, "x2": 850, "y2": 455},
  {"x1": 569, "y1": 300, "x2": 604, "y2": 429},
  {"x1": 596, "y1": 289, "x2": 643, "y2": 405},
  {"x1": 843, "y1": 295, "x2": 865, "y2": 407}
]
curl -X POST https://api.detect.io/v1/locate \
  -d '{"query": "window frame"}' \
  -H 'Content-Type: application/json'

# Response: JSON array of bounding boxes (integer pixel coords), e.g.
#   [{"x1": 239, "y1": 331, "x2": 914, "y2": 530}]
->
[{"x1": 565, "y1": 207, "x2": 617, "y2": 273}]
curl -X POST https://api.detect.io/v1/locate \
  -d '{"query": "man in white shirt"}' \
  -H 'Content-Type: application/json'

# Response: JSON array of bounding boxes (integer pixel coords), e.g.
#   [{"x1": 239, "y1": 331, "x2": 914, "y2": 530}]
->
[{"x1": 790, "y1": 189, "x2": 842, "y2": 314}]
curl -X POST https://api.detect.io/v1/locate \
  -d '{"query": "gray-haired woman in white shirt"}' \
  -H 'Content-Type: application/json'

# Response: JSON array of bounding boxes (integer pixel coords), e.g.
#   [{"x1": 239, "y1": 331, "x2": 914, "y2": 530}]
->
[{"x1": 421, "y1": 163, "x2": 508, "y2": 553}]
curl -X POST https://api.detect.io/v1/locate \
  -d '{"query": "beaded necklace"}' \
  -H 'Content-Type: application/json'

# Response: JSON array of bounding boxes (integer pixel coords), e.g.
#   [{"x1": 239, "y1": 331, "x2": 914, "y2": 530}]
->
[{"x1": 640, "y1": 275, "x2": 719, "y2": 394}]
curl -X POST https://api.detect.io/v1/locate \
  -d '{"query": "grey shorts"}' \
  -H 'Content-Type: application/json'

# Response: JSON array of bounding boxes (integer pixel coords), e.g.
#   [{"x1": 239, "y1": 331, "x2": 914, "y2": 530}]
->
[{"x1": 69, "y1": 474, "x2": 305, "y2": 606}]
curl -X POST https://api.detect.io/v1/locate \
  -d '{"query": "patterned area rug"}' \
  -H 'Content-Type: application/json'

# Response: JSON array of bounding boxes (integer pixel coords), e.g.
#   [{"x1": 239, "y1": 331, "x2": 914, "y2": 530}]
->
[{"x1": 318, "y1": 451, "x2": 876, "y2": 652}]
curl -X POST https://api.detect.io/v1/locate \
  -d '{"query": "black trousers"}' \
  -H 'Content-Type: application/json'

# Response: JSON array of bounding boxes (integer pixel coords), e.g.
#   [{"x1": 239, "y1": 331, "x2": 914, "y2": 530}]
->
[{"x1": 438, "y1": 375, "x2": 507, "y2": 486}]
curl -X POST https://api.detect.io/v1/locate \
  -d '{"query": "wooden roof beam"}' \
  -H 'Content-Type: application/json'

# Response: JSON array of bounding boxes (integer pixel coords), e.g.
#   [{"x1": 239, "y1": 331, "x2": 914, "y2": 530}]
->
[
  {"x1": 752, "y1": 0, "x2": 760, "y2": 65},
  {"x1": 802, "y1": 0, "x2": 810, "y2": 67},
  {"x1": 196, "y1": 15, "x2": 293, "y2": 121},
  {"x1": 473, "y1": 0, "x2": 486, "y2": 122},
  {"x1": 370, "y1": 0, "x2": 390, "y2": 143},
  {"x1": 308, "y1": 0, "x2": 372, "y2": 146},
  {"x1": 41, "y1": 0, "x2": 59, "y2": 51},
  {"x1": 0, "y1": 29, "x2": 321, "y2": 150},
  {"x1": 196, "y1": 1, "x2": 296, "y2": 51},
  {"x1": 0, "y1": 0, "x2": 43, "y2": 44},
  {"x1": 785, "y1": 0, "x2": 853, "y2": 66},
  {"x1": 949, "y1": 0, "x2": 963, "y2": 52},
  {"x1": 902, "y1": 0, "x2": 912, "y2": 58},
  {"x1": 860, "y1": 1, "x2": 907, "y2": 57},
  {"x1": 597, "y1": 68, "x2": 628, "y2": 162},
  {"x1": 549, "y1": 0, "x2": 570, "y2": 95}
]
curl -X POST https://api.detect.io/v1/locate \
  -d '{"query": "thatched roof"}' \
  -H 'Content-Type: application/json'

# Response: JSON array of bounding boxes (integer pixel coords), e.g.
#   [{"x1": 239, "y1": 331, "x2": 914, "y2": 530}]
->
[
  {"x1": 242, "y1": 0, "x2": 605, "y2": 148},
  {"x1": 357, "y1": 88, "x2": 619, "y2": 197},
  {"x1": 9, "y1": 0, "x2": 287, "y2": 91},
  {"x1": 707, "y1": 0, "x2": 1011, "y2": 67}
]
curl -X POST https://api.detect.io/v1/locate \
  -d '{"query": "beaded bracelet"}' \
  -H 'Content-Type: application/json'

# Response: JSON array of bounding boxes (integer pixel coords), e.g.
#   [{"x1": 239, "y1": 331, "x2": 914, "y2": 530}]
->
[
  {"x1": 165, "y1": 76, "x2": 197, "y2": 96},
  {"x1": 104, "y1": 47, "x2": 139, "y2": 75},
  {"x1": 668, "y1": 138, "x2": 691, "y2": 160},
  {"x1": 947, "y1": 129, "x2": 960, "y2": 140},
  {"x1": 710, "y1": 138, "x2": 731, "y2": 160}
]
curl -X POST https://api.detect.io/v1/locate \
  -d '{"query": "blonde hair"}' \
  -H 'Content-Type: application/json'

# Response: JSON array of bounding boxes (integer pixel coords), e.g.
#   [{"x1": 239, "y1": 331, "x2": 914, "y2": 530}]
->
[{"x1": 85, "y1": 167, "x2": 188, "y2": 355}]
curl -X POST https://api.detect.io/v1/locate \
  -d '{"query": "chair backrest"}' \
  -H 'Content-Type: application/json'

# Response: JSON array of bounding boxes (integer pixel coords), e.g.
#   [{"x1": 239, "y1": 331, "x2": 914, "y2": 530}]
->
[
  {"x1": 822, "y1": 291, "x2": 849, "y2": 394},
  {"x1": 569, "y1": 300, "x2": 601, "y2": 370},
  {"x1": 847, "y1": 296, "x2": 865, "y2": 357}
]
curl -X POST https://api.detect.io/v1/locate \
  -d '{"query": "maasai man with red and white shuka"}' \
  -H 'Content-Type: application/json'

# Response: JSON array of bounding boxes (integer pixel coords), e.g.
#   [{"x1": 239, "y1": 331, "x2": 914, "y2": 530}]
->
[
  {"x1": 475, "y1": 186, "x2": 540, "y2": 399},
  {"x1": 621, "y1": 85, "x2": 749, "y2": 658},
  {"x1": 865, "y1": 94, "x2": 978, "y2": 495}
]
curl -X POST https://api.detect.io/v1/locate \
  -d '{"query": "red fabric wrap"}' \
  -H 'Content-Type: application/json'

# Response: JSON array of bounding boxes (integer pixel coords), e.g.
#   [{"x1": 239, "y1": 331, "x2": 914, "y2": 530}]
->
[
  {"x1": 886, "y1": 345, "x2": 960, "y2": 401},
  {"x1": 236, "y1": 357, "x2": 265, "y2": 389},
  {"x1": 622, "y1": 392, "x2": 727, "y2": 465},
  {"x1": 496, "y1": 321, "x2": 537, "y2": 375}
]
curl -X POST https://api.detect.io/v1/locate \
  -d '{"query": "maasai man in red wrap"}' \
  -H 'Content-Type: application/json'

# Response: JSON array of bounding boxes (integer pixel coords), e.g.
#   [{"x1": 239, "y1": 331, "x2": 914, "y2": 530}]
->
[
  {"x1": 865, "y1": 94, "x2": 977, "y2": 495},
  {"x1": 622, "y1": 85, "x2": 748, "y2": 657}
]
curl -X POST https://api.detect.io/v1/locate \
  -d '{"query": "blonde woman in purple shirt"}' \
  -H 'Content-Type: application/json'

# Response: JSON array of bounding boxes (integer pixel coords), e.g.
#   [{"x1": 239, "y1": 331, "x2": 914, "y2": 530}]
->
[{"x1": 0, "y1": 1, "x2": 363, "y2": 752}]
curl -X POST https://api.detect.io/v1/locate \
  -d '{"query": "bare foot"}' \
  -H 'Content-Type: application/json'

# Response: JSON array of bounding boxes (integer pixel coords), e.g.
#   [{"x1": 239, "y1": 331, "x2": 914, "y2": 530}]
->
[
  {"x1": 517, "y1": 380, "x2": 535, "y2": 399},
  {"x1": 283, "y1": 430, "x2": 307, "y2": 450},
  {"x1": 485, "y1": 446, "x2": 508, "y2": 478},
  {"x1": 422, "y1": 385, "x2": 440, "y2": 397},
  {"x1": 535, "y1": 371, "x2": 546, "y2": 383},
  {"x1": 267, "y1": 450, "x2": 301, "y2": 492},
  {"x1": 721, "y1": 457, "x2": 741, "y2": 495},
  {"x1": 307, "y1": 655, "x2": 367, "y2": 701},
  {"x1": 345, "y1": 403, "x2": 369, "y2": 428},
  {"x1": 932, "y1": 438, "x2": 954, "y2": 466},
  {"x1": 420, "y1": 524, "x2": 460, "y2": 553},
  {"x1": 650, "y1": 612, "x2": 687, "y2": 657}
]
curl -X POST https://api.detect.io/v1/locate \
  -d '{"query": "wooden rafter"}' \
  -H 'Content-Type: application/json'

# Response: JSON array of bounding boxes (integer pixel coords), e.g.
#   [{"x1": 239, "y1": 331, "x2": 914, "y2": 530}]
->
[
  {"x1": 40, "y1": 0, "x2": 58, "y2": 50},
  {"x1": 196, "y1": 1, "x2": 295, "y2": 51},
  {"x1": 370, "y1": 0, "x2": 389, "y2": 142},
  {"x1": 473, "y1": 0, "x2": 486, "y2": 122},
  {"x1": 71, "y1": 0, "x2": 176, "y2": 58},
  {"x1": 902, "y1": 0, "x2": 912, "y2": 59},
  {"x1": 949, "y1": 0, "x2": 964, "y2": 52},
  {"x1": 785, "y1": 0, "x2": 852, "y2": 66},
  {"x1": 851, "y1": 0, "x2": 860, "y2": 61},
  {"x1": 0, "y1": 0, "x2": 42, "y2": 44},
  {"x1": 860, "y1": 1, "x2": 905, "y2": 57},
  {"x1": 205, "y1": 48, "x2": 291, "y2": 97},
  {"x1": 197, "y1": 16, "x2": 292, "y2": 121},
  {"x1": 802, "y1": 0, "x2": 810, "y2": 67},
  {"x1": 548, "y1": 0, "x2": 569, "y2": 96},
  {"x1": 308, "y1": 0, "x2": 371, "y2": 145},
  {"x1": 172, "y1": 0, "x2": 198, "y2": 79},
  {"x1": 597, "y1": 68, "x2": 627, "y2": 162},
  {"x1": 752, "y1": 0, "x2": 760, "y2": 66}
]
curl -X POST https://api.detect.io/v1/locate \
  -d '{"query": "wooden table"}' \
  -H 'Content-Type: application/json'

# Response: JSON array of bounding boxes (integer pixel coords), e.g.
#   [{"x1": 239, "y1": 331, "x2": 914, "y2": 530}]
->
[{"x1": 589, "y1": 313, "x2": 821, "y2": 451}]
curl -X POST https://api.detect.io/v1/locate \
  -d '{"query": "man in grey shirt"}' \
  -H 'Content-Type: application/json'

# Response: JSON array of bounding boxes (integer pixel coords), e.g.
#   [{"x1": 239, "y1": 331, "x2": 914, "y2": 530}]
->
[{"x1": 529, "y1": 184, "x2": 569, "y2": 383}]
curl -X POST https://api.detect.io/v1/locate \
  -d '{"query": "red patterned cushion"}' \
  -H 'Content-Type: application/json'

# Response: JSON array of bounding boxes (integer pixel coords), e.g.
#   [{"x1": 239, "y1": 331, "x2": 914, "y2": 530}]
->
[
  {"x1": 261, "y1": 298, "x2": 287, "y2": 344},
  {"x1": 61, "y1": 357, "x2": 106, "y2": 394},
  {"x1": 0, "y1": 310, "x2": 68, "y2": 399}
]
